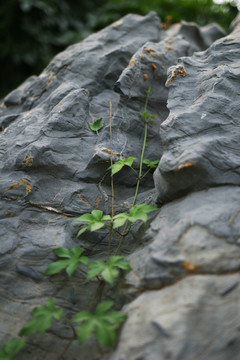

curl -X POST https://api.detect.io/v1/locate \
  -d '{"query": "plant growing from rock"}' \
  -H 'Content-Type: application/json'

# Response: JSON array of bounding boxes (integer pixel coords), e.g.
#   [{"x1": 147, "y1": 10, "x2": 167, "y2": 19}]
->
[{"x1": 0, "y1": 88, "x2": 159, "y2": 359}]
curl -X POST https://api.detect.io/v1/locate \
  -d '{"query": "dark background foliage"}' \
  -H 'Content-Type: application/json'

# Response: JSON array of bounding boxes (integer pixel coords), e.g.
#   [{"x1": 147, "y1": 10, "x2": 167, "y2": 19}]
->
[{"x1": 1, "y1": 0, "x2": 238, "y2": 98}]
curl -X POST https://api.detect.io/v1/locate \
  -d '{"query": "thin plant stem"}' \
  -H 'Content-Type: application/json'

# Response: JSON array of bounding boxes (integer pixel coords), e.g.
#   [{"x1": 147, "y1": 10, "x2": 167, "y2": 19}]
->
[
  {"x1": 132, "y1": 121, "x2": 148, "y2": 207},
  {"x1": 108, "y1": 100, "x2": 114, "y2": 259},
  {"x1": 115, "y1": 88, "x2": 152, "y2": 255},
  {"x1": 88, "y1": 281, "x2": 102, "y2": 312},
  {"x1": 56, "y1": 318, "x2": 77, "y2": 360}
]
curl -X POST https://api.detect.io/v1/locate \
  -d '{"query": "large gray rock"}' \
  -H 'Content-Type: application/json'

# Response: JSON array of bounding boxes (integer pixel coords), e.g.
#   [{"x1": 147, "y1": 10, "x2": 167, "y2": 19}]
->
[{"x1": 0, "y1": 8, "x2": 239, "y2": 360}]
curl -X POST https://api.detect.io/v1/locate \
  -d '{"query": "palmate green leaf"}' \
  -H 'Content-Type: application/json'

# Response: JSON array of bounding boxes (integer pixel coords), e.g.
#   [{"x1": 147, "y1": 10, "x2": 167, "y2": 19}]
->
[
  {"x1": 113, "y1": 204, "x2": 158, "y2": 228},
  {"x1": 19, "y1": 299, "x2": 63, "y2": 336},
  {"x1": 108, "y1": 157, "x2": 136, "y2": 176},
  {"x1": 87, "y1": 261, "x2": 106, "y2": 280},
  {"x1": 143, "y1": 158, "x2": 159, "y2": 169},
  {"x1": 74, "y1": 210, "x2": 110, "y2": 236},
  {"x1": 74, "y1": 301, "x2": 126, "y2": 346},
  {"x1": 0, "y1": 338, "x2": 25, "y2": 360},
  {"x1": 44, "y1": 247, "x2": 88, "y2": 276},
  {"x1": 88, "y1": 118, "x2": 103, "y2": 132},
  {"x1": 87, "y1": 257, "x2": 131, "y2": 286}
]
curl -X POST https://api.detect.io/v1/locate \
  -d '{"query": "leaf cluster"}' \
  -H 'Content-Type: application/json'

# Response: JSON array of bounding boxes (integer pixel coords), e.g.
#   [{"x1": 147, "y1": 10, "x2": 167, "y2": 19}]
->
[
  {"x1": 74, "y1": 301, "x2": 126, "y2": 346},
  {"x1": 44, "y1": 247, "x2": 88, "y2": 276},
  {"x1": 87, "y1": 256, "x2": 131, "y2": 285},
  {"x1": 19, "y1": 298, "x2": 63, "y2": 336}
]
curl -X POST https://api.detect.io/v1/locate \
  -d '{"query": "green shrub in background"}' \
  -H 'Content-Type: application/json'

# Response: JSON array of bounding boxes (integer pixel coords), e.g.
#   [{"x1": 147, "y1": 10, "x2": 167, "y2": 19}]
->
[{"x1": 0, "y1": 0, "x2": 238, "y2": 98}]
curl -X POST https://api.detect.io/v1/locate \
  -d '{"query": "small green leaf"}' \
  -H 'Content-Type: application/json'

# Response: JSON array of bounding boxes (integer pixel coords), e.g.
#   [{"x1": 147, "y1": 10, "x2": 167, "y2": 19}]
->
[
  {"x1": 108, "y1": 157, "x2": 136, "y2": 176},
  {"x1": 76, "y1": 319, "x2": 95, "y2": 344},
  {"x1": 88, "y1": 118, "x2": 103, "y2": 132},
  {"x1": 95, "y1": 321, "x2": 115, "y2": 346},
  {"x1": 0, "y1": 338, "x2": 25, "y2": 360},
  {"x1": 95, "y1": 301, "x2": 113, "y2": 315},
  {"x1": 101, "y1": 267, "x2": 118, "y2": 286},
  {"x1": 44, "y1": 247, "x2": 88, "y2": 277},
  {"x1": 87, "y1": 257, "x2": 131, "y2": 285},
  {"x1": 75, "y1": 210, "x2": 110, "y2": 236},
  {"x1": 87, "y1": 261, "x2": 106, "y2": 280},
  {"x1": 19, "y1": 299, "x2": 63, "y2": 336},
  {"x1": 143, "y1": 159, "x2": 159, "y2": 169},
  {"x1": 77, "y1": 224, "x2": 91, "y2": 237},
  {"x1": 112, "y1": 212, "x2": 129, "y2": 229},
  {"x1": 74, "y1": 302, "x2": 126, "y2": 347}
]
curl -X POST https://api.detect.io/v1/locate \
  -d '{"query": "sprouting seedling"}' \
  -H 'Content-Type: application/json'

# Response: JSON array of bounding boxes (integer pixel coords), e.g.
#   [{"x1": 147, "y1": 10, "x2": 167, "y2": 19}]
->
[
  {"x1": 44, "y1": 247, "x2": 89, "y2": 277},
  {"x1": 88, "y1": 118, "x2": 103, "y2": 132},
  {"x1": 87, "y1": 256, "x2": 131, "y2": 286},
  {"x1": 73, "y1": 301, "x2": 127, "y2": 346},
  {"x1": 0, "y1": 338, "x2": 25, "y2": 360}
]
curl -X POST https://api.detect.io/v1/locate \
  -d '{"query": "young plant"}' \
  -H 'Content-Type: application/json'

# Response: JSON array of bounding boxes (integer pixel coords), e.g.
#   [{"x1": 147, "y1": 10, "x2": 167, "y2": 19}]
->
[
  {"x1": 6, "y1": 87, "x2": 158, "y2": 360},
  {"x1": 73, "y1": 301, "x2": 126, "y2": 346}
]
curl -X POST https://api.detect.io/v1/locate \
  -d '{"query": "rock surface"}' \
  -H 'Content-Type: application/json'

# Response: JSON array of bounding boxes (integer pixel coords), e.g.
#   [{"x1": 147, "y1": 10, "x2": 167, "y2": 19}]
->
[{"x1": 0, "y1": 10, "x2": 239, "y2": 360}]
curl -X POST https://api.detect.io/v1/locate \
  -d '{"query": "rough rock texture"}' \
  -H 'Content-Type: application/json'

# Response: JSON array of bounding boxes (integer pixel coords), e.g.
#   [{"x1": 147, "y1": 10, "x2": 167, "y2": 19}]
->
[{"x1": 0, "y1": 9, "x2": 239, "y2": 360}]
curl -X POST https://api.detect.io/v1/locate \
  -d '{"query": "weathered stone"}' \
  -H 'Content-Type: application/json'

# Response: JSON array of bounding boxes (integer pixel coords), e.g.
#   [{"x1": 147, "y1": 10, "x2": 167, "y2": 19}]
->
[{"x1": 0, "y1": 8, "x2": 239, "y2": 360}]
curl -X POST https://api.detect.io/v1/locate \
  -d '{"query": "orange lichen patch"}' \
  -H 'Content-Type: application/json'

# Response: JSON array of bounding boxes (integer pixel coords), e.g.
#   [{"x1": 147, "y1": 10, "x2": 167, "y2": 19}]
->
[
  {"x1": 165, "y1": 44, "x2": 173, "y2": 50},
  {"x1": 144, "y1": 48, "x2": 156, "y2": 54},
  {"x1": 95, "y1": 197, "x2": 101, "y2": 210},
  {"x1": 128, "y1": 58, "x2": 136, "y2": 67},
  {"x1": 181, "y1": 261, "x2": 199, "y2": 273},
  {"x1": 151, "y1": 63, "x2": 157, "y2": 70},
  {"x1": 100, "y1": 148, "x2": 121, "y2": 158},
  {"x1": 178, "y1": 161, "x2": 195, "y2": 170},
  {"x1": 143, "y1": 73, "x2": 148, "y2": 81},
  {"x1": 168, "y1": 39, "x2": 173, "y2": 44},
  {"x1": 78, "y1": 194, "x2": 92, "y2": 208},
  {"x1": 3, "y1": 179, "x2": 32, "y2": 199},
  {"x1": 140, "y1": 56, "x2": 144, "y2": 60},
  {"x1": 24, "y1": 156, "x2": 33, "y2": 167},
  {"x1": 5, "y1": 210, "x2": 12, "y2": 217},
  {"x1": 167, "y1": 65, "x2": 186, "y2": 84}
]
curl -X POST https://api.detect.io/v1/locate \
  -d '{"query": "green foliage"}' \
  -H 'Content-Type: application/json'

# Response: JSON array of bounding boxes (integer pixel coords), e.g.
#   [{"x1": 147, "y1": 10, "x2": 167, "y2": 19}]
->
[
  {"x1": 143, "y1": 159, "x2": 159, "y2": 169},
  {"x1": 108, "y1": 157, "x2": 136, "y2": 176},
  {"x1": 113, "y1": 204, "x2": 157, "y2": 228},
  {"x1": 73, "y1": 301, "x2": 127, "y2": 346},
  {"x1": 141, "y1": 111, "x2": 156, "y2": 124},
  {"x1": 88, "y1": 118, "x2": 103, "y2": 132},
  {"x1": 0, "y1": 338, "x2": 25, "y2": 360},
  {"x1": 19, "y1": 298, "x2": 63, "y2": 336},
  {"x1": 87, "y1": 256, "x2": 131, "y2": 285},
  {"x1": 75, "y1": 210, "x2": 111, "y2": 236},
  {"x1": 44, "y1": 247, "x2": 88, "y2": 276}
]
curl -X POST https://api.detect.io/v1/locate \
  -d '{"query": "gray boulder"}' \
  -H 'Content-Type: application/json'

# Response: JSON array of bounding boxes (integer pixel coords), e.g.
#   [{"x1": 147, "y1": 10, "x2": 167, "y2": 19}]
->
[{"x1": 0, "y1": 9, "x2": 239, "y2": 360}]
